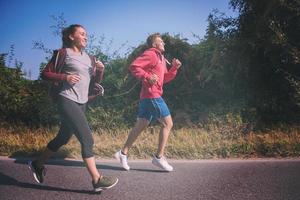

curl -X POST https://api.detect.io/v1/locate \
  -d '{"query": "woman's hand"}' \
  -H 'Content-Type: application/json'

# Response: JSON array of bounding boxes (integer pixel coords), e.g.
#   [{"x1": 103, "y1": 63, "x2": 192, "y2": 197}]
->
[
  {"x1": 95, "y1": 59, "x2": 105, "y2": 70},
  {"x1": 66, "y1": 74, "x2": 81, "y2": 85}
]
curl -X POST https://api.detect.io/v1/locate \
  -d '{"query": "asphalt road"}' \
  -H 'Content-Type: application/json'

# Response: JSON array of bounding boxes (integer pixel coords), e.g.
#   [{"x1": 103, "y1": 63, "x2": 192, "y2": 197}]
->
[{"x1": 1, "y1": 157, "x2": 300, "y2": 200}]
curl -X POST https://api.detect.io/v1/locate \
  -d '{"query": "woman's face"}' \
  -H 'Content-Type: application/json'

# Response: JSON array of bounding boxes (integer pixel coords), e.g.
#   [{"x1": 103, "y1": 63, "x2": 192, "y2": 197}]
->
[{"x1": 69, "y1": 27, "x2": 87, "y2": 49}]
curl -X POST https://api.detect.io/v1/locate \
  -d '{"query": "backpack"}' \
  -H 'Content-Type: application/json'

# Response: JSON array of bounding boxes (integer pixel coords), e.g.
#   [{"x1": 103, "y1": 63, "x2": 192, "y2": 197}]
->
[{"x1": 41, "y1": 48, "x2": 104, "y2": 102}]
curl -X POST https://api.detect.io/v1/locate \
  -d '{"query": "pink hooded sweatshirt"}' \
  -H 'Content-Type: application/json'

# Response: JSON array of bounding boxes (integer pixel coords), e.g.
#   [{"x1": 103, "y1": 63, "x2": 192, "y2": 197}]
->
[{"x1": 130, "y1": 47, "x2": 179, "y2": 99}]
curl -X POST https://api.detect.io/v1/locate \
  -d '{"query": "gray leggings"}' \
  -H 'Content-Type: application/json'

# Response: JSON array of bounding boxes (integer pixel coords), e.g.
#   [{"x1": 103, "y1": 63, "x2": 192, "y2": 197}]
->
[{"x1": 47, "y1": 96, "x2": 94, "y2": 158}]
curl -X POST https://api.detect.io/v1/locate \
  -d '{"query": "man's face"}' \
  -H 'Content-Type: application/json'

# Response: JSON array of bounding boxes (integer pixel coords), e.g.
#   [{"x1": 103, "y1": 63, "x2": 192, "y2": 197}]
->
[{"x1": 153, "y1": 37, "x2": 165, "y2": 52}]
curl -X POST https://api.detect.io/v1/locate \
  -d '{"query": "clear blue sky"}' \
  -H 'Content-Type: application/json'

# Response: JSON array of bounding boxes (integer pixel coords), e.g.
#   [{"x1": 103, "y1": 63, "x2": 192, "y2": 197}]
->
[{"x1": 0, "y1": 0, "x2": 237, "y2": 80}]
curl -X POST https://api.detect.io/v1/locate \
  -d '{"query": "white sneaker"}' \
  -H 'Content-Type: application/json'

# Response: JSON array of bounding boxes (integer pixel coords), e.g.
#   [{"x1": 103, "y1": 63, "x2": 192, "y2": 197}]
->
[
  {"x1": 114, "y1": 150, "x2": 130, "y2": 171},
  {"x1": 152, "y1": 156, "x2": 173, "y2": 172}
]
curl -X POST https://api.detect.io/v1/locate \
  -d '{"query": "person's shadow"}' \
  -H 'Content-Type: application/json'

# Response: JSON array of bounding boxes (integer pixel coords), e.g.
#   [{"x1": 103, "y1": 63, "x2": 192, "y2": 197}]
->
[
  {"x1": 13, "y1": 157, "x2": 123, "y2": 171},
  {"x1": 4, "y1": 157, "x2": 122, "y2": 194},
  {"x1": 0, "y1": 171, "x2": 100, "y2": 195},
  {"x1": 2, "y1": 156, "x2": 167, "y2": 194},
  {"x1": 13, "y1": 157, "x2": 167, "y2": 173}
]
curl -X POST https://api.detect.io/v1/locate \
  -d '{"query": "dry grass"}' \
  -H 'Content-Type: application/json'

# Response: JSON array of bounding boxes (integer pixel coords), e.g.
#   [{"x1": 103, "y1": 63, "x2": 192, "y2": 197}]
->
[{"x1": 1, "y1": 125, "x2": 300, "y2": 159}]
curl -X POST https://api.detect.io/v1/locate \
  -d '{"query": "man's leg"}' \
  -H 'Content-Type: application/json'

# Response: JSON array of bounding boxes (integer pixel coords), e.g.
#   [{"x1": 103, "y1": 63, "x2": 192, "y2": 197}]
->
[
  {"x1": 115, "y1": 118, "x2": 149, "y2": 170},
  {"x1": 156, "y1": 115, "x2": 173, "y2": 157},
  {"x1": 122, "y1": 118, "x2": 150, "y2": 154},
  {"x1": 151, "y1": 115, "x2": 174, "y2": 172}
]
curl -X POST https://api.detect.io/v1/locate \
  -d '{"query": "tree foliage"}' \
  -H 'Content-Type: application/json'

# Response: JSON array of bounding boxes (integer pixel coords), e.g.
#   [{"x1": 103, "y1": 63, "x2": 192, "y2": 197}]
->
[
  {"x1": 229, "y1": 0, "x2": 300, "y2": 123},
  {"x1": 1, "y1": 0, "x2": 300, "y2": 129},
  {"x1": 0, "y1": 54, "x2": 58, "y2": 126}
]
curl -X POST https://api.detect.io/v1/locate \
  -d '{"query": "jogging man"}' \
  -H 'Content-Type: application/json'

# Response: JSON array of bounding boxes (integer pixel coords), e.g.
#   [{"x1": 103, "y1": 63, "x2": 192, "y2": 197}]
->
[{"x1": 115, "y1": 33, "x2": 182, "y2": 172}]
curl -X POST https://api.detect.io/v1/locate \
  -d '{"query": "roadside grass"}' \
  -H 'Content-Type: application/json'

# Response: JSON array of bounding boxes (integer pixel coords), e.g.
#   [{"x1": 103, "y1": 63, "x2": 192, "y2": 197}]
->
[{"x1": 1, "y1": 125, "x2": 300, "y2": 159}]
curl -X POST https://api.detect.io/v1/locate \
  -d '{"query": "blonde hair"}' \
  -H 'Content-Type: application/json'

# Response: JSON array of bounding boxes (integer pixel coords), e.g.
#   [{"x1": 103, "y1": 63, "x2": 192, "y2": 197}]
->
[{"x1": 146, "y1": 33, "x2": 161, "y2": 48}]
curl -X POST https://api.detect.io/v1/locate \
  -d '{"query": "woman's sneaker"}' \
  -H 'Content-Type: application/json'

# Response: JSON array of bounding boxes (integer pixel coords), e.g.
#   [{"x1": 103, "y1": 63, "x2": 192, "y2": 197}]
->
[
  {"x1": 152, "y1": 156, "x2": 173, "y2": 172},
  {"x1": 92, "y1": 176, "x2": 118, "y2": 192},
  {"x1": 114, "y1": 150, "x2": 130, "y2": 170},
  {"x1": 28, "y1": 160, "x2": 46, "y2": 183}
]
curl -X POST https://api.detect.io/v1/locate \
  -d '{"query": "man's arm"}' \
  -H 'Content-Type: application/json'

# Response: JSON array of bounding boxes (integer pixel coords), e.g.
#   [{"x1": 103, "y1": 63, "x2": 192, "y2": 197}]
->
[
  {"x1": 130, "y1": 51, "x2": 156, "y2": 82},
  {"x1": 164, "y1": 58, "x2": 182, "y2": 83}
]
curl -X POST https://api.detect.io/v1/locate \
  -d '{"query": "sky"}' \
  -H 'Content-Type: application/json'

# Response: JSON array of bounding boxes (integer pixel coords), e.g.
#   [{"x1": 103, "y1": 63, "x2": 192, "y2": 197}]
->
[{"x1": 0, "y1": 0, "x2": 237, "y2": 80}]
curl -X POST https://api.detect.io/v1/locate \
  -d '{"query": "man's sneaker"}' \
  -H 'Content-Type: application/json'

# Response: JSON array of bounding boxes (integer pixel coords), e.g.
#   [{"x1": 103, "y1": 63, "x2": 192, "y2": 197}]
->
[
  {"x1": 114, "y1": 150, "x2": 130, "y2": 170},
  {"x1": 92, "y1": 176, "x2": 118, "y2": 192},
  {"x1": 28, "y1": 160, "x2": 46, "y2": 183},
  {"x1": 152, "y1": 156, "x2": 173, "y2": 172}
]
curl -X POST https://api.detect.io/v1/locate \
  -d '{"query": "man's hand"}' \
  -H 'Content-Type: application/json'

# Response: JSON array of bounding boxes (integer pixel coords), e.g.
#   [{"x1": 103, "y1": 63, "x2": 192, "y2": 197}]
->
[
  {"x1": 172, "y1": 58, "x2": 182, "y2": 69},
  {"x1": 148, "y1": 74, "x2": 159, "y2": 85}
]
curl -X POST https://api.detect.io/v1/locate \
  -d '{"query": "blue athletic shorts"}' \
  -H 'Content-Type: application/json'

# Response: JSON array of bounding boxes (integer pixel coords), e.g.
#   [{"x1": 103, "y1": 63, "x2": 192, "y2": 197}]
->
[{"x1": 138, "y1": 97, "x2": 170, "y2": 122}]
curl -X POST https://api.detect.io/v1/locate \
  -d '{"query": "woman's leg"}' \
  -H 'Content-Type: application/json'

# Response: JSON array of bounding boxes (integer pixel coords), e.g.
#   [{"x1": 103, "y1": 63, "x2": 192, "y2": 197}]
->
[
  {"x1": 35, "y1": 104, "x2": 74, "y2": 168},
  {"x1": 58, "y1": 97, "x2": 100, "y2": 182}
]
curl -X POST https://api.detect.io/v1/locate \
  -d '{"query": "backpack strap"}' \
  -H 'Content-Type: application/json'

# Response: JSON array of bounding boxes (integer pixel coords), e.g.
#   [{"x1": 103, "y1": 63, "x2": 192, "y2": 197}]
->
[
  {"x1": 89, "y1": 55, "x2": 104, "y2": 83},
  {"x1": 88, "y1": 55, "x2": 96, "y2": 75},
  {"x1": 41, "y1": 48, "x2": 67, "y2": 82},
  {"x1": 55, "y1": 48, "x2": 67, "y2": 73},
  {"x1": 88, "y1": 55, "x2": 105, "y2": 100}
]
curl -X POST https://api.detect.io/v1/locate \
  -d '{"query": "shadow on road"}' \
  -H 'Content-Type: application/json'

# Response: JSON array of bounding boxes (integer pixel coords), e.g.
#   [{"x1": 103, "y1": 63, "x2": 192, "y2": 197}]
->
[
  {"x1": 12, "y1": 158, "x2": 169, "y2": 173},
  {"x1": 0, "y1": 171, "x2": 100, "y2": 195},
  {"x1": 13, "y1": 158, "x2": 123, "y2": 171},
  {"x1": 130, "y1": 168, "x2": 169, "y2": 173}
]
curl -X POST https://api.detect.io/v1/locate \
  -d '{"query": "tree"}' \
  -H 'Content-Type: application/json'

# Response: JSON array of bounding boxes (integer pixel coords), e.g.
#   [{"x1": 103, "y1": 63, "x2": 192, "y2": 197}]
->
[{"x1": 229, "y1": 0, "x2": 300, "y2": 123}]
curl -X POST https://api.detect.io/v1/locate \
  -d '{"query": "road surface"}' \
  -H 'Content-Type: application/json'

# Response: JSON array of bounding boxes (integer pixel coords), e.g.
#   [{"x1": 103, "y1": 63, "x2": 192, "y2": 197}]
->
[{"x1": 1, "y1": 157, "x2": 300, "y2": 200}]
